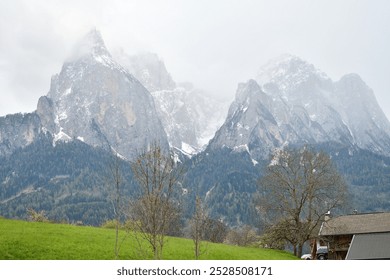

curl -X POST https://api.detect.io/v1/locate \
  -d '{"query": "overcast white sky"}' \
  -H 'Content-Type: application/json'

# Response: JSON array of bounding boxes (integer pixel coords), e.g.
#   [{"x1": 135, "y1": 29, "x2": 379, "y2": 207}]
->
[{"x1": 0, "y1": 0, "x2": 389, "y2": 119}]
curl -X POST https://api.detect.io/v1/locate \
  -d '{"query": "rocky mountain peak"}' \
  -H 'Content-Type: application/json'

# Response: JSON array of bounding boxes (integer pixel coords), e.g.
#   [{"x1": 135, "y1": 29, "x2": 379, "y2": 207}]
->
[
  {"x1": 337, "y1": 73, "x2": 370, "y2": 95},
  {"x1": 233, "y1": 80, "x2": 269, "y2": 114},
  {"x1": 209, "y1": 54, "x2": 390, "y2": 160},
  {"x1": 236, "y1": 79, "x2": 261, "y2": 96},
  {"x1": 66, "y1": 28, "x2": 112, "y2": 64},
  {"x1": 39, "y1": 30, "x2": 169, "y2": 159},
  {"x1": 257, "y1": 54, "x2": 331, "y2": 94}
]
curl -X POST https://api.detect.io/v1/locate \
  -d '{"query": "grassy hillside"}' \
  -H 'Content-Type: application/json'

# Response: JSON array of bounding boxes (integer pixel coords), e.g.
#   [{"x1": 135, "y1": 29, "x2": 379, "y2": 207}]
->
[{"x1": 0, "y1": 218, "x2": 297, "y2": 260}]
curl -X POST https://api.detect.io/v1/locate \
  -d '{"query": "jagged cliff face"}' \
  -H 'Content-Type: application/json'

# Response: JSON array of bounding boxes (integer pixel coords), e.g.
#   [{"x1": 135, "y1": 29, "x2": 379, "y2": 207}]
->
[
  {"x1": 208, "y1": 80, "x2": 283, "y2": 159},
  {"x1": 0, "y1": 113, "x2": 42, "y2": 157},
  {"x1": 209, "y1": 54, "x2": 390, "y2": 160},
  {"x1": 0, "y1": 30, "x2": 169, "y2": 159},
  {"x1": 114, "y1": 51, "x2": 229, "y2": 154},
  {"x1": 39, "y1": 30, "x2": 168, "y2": 159},
  {"x1": 151, "y1": 86, "x2": 228, "y2": 152},
  {"x1": 334, "y1": 74, "x2": 390, "y2": 154}
]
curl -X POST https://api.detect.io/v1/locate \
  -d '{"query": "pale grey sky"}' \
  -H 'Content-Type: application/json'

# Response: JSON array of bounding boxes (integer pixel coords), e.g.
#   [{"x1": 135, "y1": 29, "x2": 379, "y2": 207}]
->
[{"x1": 0, "y1": 0, "x2": 389, "y2": 119}]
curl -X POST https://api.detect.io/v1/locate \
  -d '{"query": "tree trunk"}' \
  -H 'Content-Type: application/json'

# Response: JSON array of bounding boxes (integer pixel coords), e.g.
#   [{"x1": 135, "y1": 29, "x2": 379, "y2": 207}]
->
[{"x1": 297, "y1": 244, "x2": 303, "y2": 258}]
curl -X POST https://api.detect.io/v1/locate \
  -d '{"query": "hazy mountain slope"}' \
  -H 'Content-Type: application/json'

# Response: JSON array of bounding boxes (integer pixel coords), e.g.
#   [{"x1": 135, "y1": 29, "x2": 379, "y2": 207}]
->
[
  {"x1": 0, "y1": 29, "x2": 169, "y2": 160},
  {"x1": 209, "y1": 54, "x2": 390, "y2": 160},
  {"x1": 114, "y1": 51, "x2": 229, "y2": 153},
  {"x1": 41, "y1": 29, "x2": 168, "y2": 159}
]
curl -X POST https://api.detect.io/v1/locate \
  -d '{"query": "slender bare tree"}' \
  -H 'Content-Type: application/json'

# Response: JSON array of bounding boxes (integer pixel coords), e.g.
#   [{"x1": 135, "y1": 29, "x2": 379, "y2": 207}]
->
[
  {"x1": 102, "y1": 144, "x2": 128, "y2": 259},
  {"x1": 108, "y1": 151, "x2": 124, "y2": 259},
  {"x1": 130, "y1": 143, "x2": 183, "y2": 259},
  {"x1": 190, "y1": 195, "x2": 209, "y2": 259},
  {"x1": 256, "y1": 146, "x2": 348, "y2": 257},
  {"x1": 100, "y1": 135, "x2": 128, "y2": 259}
]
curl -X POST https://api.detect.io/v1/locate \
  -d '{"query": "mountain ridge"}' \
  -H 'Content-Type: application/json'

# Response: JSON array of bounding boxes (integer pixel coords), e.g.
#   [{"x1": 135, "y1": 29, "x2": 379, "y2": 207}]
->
[
  {"x1": 113, "y1": 49, "x2": 229, "y2": 152},
  {"x1": 208, "y1": 54, "x2": 390, "y2": 161}
]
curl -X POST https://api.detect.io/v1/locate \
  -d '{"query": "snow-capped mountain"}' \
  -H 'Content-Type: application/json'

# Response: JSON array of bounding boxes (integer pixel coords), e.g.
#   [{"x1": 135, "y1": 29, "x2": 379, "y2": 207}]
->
[
  {"x1": 43, "y1": 29, "x2": 168, "y2": 159},
  {"x1": 0, "y1": 29, "x2": 169, "y2": 159},
  {"x1": 209, "y1": 54, "x2": 390, "y2": 160},
  {"x1": 114, "y1": 51, "x2": 229, "y2": 154}
]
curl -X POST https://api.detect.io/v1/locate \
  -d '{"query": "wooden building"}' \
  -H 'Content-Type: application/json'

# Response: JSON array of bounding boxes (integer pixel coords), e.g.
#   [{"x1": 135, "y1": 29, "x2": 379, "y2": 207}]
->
[{"x1": 318, "y1": 212, "x2": 390, "y2": 260}]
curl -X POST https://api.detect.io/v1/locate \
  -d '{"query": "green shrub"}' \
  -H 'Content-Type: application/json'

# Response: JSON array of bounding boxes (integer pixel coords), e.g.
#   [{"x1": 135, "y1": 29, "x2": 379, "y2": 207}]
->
[{"x1": 101, "y1": 219, "x2": 118, "y2": 229}]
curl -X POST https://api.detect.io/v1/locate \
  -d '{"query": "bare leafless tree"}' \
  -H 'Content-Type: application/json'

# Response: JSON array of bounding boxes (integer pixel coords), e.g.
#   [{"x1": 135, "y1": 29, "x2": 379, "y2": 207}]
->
[
  {"x1": 190, "y1": 195, "x2": 209, "y2": 259},
  {"x1": 108, "y1": 151, "x2": 124, "y2": 259},
  {"x1": 27, "y1": 208, "x2": 48, "y2": 222},
  {"x1": 129, "y1": 143, "x2": 183, "y2": 259},
  {"x1": 100, "y1": 135, "x2": 128, "y2": 259},
  {"x1": 256, "y1": 146, "x2": 348, "y2": 257}
]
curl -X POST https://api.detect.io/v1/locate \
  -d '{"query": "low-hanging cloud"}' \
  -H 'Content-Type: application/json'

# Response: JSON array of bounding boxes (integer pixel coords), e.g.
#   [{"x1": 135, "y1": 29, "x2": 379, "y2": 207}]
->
[{"x1": 0, "y1": 0, "x2": 389, "y2": 119}]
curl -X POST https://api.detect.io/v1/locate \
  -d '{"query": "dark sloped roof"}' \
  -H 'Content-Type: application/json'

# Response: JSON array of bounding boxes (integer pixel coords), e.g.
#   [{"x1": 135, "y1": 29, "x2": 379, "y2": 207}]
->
[
  {"x1": 346, "y1": 233, "x2": 390, "y2": 260},
  {"x1": 319, "y1": 212, "x2": 390, "y2": 236}
]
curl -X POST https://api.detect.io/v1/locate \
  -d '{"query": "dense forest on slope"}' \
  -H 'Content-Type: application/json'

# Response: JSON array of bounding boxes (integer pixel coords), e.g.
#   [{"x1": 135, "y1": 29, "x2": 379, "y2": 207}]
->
[
  {"x1": 0, "y1": 134, "x2": 135, "y2": 225},
  {"x1": 1, "y1": 137, "x2": 390, "y2": 227}
]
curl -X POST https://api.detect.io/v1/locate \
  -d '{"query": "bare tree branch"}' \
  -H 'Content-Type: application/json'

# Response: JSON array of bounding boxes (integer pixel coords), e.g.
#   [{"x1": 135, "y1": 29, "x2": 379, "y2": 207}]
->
[
  {"x1": 129, "y1": 143, "x2": 183, "y2": 259},
  {"x1": 256, "y1": 146, "x2": 348, "y2": 257}
]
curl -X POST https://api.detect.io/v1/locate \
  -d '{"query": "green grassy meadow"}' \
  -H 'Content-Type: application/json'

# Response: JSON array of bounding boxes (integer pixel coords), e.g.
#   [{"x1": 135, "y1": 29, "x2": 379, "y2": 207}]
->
[{"x1": 0, "y1": 218, "x2": 297, "y2": 260}]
